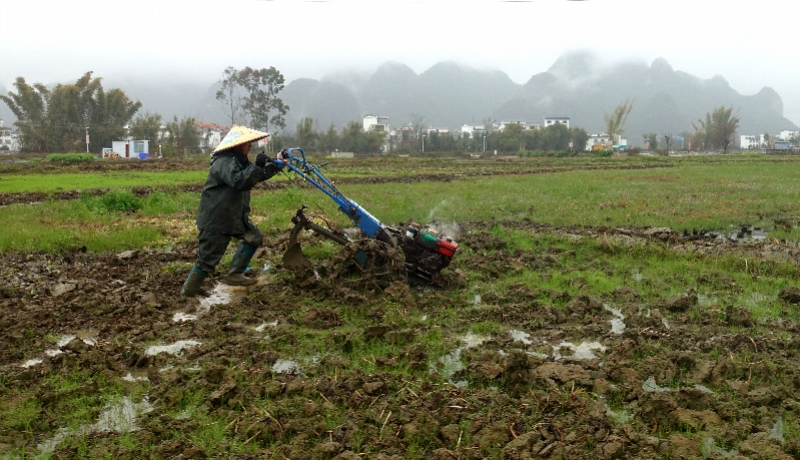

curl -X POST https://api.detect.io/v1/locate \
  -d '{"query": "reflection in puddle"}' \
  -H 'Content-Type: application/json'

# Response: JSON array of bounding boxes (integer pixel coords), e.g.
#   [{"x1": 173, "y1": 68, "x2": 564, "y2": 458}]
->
[
  {"x1": 694, "y1": 384, "x2": 714, "y2": 394},
  {"x1": 508, "y1": 330, "x2": 532, "y2": 345},
  {"x1": 744, "y1": 292, "x2": 775, "y2": 308},
  {"x1": 172, "y1": 312, "x2": 198, "y2": 323},
  {"x1": 20, "y1": 358, "x2": 43, "y2": 368},
  {"x1": 702, "y1": 437, "x2": 738, "y2": 458},
  {"x1": 255, "y1": 320, "x2": 278, "y2": 332},
  {"x1": 122, "y1": 369, "x2": 150, "y2": 382},
  {"x1": 605, "y1": 404, "x2": 633, "y2": 424},
  {"x1": 272, "y1": 359, "x2": 301, "y2": 374},
  {"x1": 198, "y1": 283, "x2": 243, "y2": 313},
  {"x1": 769, "y1": 417, "x2": 784, "y2": 443},
  {"x1": 145, "y1": 340, "x2": 201, "y2": 356},
  {"x1": 642, "y1": 376, "x2": 670, "y2": 392},
  {"x1": 431, "y1": 333, "x2": 488, "y2": 386},
  {"x1": 38, "y1": 397, "x2": 154, "y2": 453},
  {"x1": 603, "y1": 304, "x2": 626, "y2": 335},
  {"x1": 552, "y1": 341, "x2": 606, "y2": 360}
]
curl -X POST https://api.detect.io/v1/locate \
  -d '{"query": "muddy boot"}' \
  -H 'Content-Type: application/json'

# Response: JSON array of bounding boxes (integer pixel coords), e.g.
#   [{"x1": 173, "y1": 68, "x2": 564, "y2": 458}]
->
[
  {"x1": 180, "y1": 266, "x2": 208, "y2": 297},
  {"x1": 224, "y1": 243, "x2": 257, "y2": 286}
]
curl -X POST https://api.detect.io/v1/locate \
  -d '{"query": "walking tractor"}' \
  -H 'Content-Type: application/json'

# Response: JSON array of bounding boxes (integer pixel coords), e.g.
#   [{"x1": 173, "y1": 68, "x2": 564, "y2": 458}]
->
[{"x1": 278, "y1": 148, "x2": 458, "y2": 284}]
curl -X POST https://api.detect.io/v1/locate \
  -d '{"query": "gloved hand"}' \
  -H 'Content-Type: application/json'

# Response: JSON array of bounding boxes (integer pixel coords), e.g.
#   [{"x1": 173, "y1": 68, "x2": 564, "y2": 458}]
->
[
  {"x1": 255, "y1": 153, "x2": 268, "y2": 169},
  {"x1": 274, "y1": 149, "x2": 289, "y2": 168}
]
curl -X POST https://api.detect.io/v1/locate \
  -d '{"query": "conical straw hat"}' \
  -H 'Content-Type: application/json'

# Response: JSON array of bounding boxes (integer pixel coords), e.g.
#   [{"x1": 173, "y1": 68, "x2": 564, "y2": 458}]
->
[{"x1": 213, "y1": 125, "x2": 269, "y2": 154}]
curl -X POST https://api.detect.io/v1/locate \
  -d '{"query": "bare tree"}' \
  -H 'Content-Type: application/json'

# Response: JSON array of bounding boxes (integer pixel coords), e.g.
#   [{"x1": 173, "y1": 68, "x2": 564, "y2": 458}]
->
[
  {"x1": 604, "y1": 99, "x2": 634, "y2": 146},
  {"x1": 409, "y1": 113, "x2": 426, "y2": 138},
  {"x1": 215, "y1": 67, "x2": 249, "y2": 126}
]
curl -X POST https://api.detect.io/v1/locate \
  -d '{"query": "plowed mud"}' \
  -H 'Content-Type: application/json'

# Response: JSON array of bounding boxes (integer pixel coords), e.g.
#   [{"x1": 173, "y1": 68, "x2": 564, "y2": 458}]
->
[{"x1": 2, "y1": 222, "x2": 800, "y2": 459}]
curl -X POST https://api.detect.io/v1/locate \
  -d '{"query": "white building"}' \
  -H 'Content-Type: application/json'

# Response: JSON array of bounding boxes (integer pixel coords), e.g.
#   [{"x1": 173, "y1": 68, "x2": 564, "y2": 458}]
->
[
  {"x1": 363, "y1": 115, "x2": 390, "y2": 132},
  {"x1": 195, "y1": 122, "x2": 228, "y2": 151},
  {"x1": 108, "y1": 139, "x2": 150, "y2": 159},
  {"x1": 496, "y1": 121, "x2": 540, "y2": 131},
  {"x1": 460, "y1": 124, "x2": 488, "y2": 139},
  {"x1": 740, "y1": 135, "x2": 762, "y2": 149},
  {"x1": 586, "y1": 133, "x2": 612, "y2": 151},
  {"x1": 779, "y1": 129, "x2": 799, "y2": 142},
  {"x1": 543, "y1": 116, "x2": 570, "y2": 129},
  {"x1": 585, "y1": 133, "x2": 627, "y2": 151},
  {"x1": 0, "y1": 119, "x2": 19, "y2": 153}
]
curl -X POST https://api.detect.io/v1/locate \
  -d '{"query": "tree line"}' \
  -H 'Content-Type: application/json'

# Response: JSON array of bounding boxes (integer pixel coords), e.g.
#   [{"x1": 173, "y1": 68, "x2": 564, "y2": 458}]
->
[
  {"x1": 641, "y1": 107, "x2": 740, "y2": 154},
  {"x1": 276, "y1": 117, "x2": 590, "y2": 154}
]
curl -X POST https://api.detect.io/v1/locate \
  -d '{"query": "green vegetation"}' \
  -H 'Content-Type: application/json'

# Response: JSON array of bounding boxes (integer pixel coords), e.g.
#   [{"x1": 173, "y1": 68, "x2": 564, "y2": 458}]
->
[
  {"x1": 3, "y1": 156, "x2": 800, "y2": 252},
  {"x1": 0, "y1": 170, "x2": 208, "y2": 193},
  {"x1": 45, "y1": 153, "x2": 95, "y2": 162}
]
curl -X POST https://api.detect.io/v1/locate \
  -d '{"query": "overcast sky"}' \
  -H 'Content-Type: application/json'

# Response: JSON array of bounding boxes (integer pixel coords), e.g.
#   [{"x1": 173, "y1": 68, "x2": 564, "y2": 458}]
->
[{"x1": 4, "y1": 0, "x2": 800, "y2": 125}]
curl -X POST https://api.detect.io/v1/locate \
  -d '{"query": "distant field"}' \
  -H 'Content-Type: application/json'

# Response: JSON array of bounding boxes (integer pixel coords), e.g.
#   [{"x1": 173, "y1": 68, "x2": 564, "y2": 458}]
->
[{"x1": 1, "y1": 155, "x2": 800, "y2": 252}]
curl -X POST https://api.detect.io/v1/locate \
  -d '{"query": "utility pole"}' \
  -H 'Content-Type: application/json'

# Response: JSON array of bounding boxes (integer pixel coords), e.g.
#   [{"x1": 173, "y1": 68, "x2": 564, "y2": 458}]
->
[{"x1": 85, "y1": 126, "x2": 90, "y2": 153}]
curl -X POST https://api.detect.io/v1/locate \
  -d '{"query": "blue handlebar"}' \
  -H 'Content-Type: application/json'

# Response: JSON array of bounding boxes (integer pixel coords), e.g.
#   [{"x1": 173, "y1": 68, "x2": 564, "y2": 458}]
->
[{"x1": 282, "y1": 148, "x2": 384, "y2": 238}]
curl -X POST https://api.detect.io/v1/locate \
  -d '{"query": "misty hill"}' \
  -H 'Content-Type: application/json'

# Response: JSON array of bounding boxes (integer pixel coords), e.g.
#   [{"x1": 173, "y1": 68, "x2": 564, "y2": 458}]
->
[
  {"x1": 494, "y1": 52, "x2": 797, "y2": 145},
  {"x1": 3, "y1": 54, "x2": 796, "y2": 147},
  {"x1": 296, "y1": 61, "x2": 521, "y2": 131}
]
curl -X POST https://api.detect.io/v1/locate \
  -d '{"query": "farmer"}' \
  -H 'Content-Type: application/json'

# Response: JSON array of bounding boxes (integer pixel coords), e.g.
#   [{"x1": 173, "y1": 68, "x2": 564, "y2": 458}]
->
[{"x1": 180, "y1": 125, "x2": 286, "y2": 296}]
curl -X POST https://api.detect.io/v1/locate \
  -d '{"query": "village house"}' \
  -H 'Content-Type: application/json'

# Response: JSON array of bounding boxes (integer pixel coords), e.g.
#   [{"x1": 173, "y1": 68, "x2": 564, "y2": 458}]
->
[
  {"x1": 543, "y1": 116, "x2": 570, "y2": 129},
  {"x1": 195, "y1": 122, "x2": 229, "y2": 152},
  {"x1": 0, "y1": 119, "x2": 19, "y2": 153}
]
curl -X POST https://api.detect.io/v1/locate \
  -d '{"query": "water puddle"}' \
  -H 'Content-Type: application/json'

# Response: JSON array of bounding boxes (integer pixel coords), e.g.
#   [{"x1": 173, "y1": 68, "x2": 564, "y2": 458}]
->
[
  {"x1": 20, "y1": 358, "x2": 43, "y2": 368},
  {"x1": 642, "y1": 376, "x2": 670, "y2": 392},
  {"x1": 508, "y1": 330, "x2": 532, "y2": 345},
  {"x1": 769, "y1": 417, "x2": 784, "y2": 443},
  {"x1": 272, "y1": 359, "x2": 301, "y2": 374},
  {"x1": 694, "y1": 384, "x2": 714, "y2": 394},
  {"x1": 20, "y1": 332, "x2": 99, "y2": 367},
  {"x1": 603, "y1": 304, "x2": 626, "y2": 335},
  {"x1": 172, "y1": 312, "x2": 198, "y2": 323},
  {"x1": 38, "y1": 397, "x2": 154, "y2": 454},
  {"x1": 720, "y1": 226, "x2": 768, "y2": 243},
  {"x1": 552, "y1": 341, "x2": 606, "y2": 360},
  {"x1": 431, "y1": 333, "x2": 489, "y2": 386},
  {"x1": 702, "y1": 437, "x2": 738, "y2": 458},
  {"x1": 198, "y1": 283, "x2": 245, "y2": 313},
  {"x1": 254, "y1": 320, "x2": 278, "y2": 332},
  {"x1": 697, "y1": 294, "x2": 719, "y2": 306},
  {"x1": 145, "y1": 340, "x2": 201, "y2": 356},
  {"x1": 122, "y1": 369, "x2": 150, "y2": 382},
  {"x1": 605, "y1": 404, "x2": 633, "y2": 424},
  {"x1": 744, "y1": 292, "x2": 775, "y2": 308}
]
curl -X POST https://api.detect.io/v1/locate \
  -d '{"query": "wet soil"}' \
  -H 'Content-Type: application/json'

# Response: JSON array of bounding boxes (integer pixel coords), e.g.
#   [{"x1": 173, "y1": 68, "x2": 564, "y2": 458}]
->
[{"x1": 2, "y1": 222, "x2": 800, "y2": 459}]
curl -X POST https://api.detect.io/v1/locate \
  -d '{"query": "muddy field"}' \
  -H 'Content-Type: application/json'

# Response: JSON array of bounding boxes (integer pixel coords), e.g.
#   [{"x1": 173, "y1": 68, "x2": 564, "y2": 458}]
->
[{"x1": 3, "y1": 216, "x2": 800, "y2": 459}]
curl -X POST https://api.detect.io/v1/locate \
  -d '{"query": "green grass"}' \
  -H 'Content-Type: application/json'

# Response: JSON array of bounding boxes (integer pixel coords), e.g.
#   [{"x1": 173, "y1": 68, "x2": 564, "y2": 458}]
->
[{"x1": 0, "y1": 171, "x2": 209, "y2": 193}]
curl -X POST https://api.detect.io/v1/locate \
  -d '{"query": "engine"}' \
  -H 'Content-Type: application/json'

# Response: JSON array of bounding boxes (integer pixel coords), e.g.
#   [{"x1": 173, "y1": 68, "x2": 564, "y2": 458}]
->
[{"x1": 396, "y1": 224, "x2": 458, "y2": 283}]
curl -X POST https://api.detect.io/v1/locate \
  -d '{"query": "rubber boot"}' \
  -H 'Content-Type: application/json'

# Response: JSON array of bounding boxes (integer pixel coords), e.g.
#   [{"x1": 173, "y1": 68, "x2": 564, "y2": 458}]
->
[
  {"x1": 224, "y1": 243, "x2": 258, "y2": 286},
  {"x1": 180, "y1": 266, "x2": 208, "y2": 297}
]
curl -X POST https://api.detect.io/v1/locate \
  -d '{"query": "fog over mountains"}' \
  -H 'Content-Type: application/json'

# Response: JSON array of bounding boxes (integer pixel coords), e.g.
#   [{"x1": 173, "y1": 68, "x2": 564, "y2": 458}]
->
[{"x1": 2, "y1": 52, "x2": 796, "y2": 147}]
